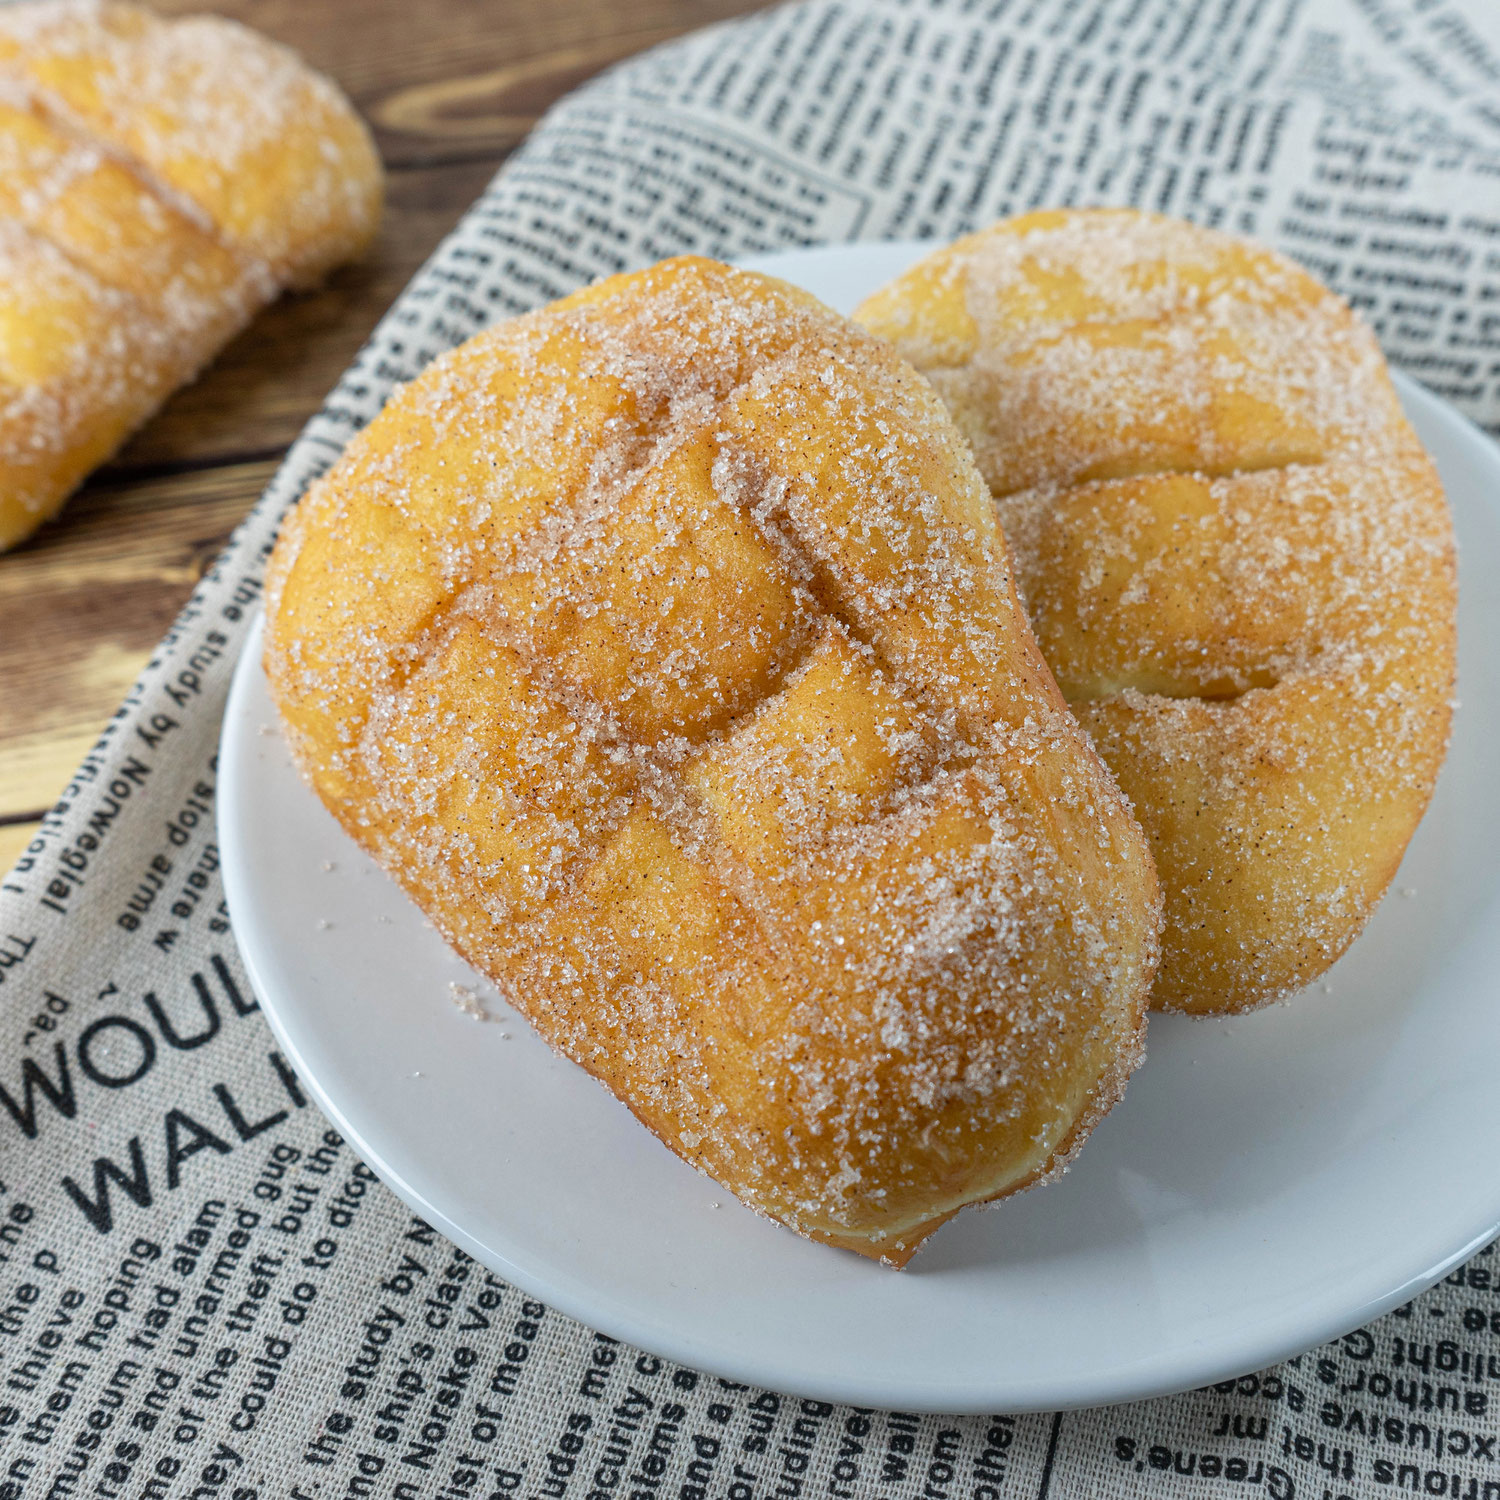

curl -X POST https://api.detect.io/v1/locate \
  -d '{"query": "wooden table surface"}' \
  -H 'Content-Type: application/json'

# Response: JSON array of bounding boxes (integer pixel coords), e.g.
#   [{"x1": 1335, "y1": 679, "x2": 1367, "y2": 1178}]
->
[{"x1": 0, "y1": 0, "x2": 771, "y2": 871}]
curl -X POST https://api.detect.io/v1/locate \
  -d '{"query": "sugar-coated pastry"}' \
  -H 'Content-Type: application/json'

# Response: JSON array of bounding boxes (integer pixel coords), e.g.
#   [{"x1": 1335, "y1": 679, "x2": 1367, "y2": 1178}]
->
[
  {"x1": 0, "y1": 0, "x2": 382, "y2": 551},
  {"x1": 265, "y1": 256, "x2": 1161, "y2": 1264},
  {"x1": 857, "y1": 209, "x2": 1457, "y2": 1014}
]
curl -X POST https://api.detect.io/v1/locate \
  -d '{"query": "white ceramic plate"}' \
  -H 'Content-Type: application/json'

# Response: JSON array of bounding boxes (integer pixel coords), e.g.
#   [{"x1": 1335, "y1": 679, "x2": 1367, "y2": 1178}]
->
[{"x1": 219, "y1": 241, "x2": 1500, "y2": 1414}]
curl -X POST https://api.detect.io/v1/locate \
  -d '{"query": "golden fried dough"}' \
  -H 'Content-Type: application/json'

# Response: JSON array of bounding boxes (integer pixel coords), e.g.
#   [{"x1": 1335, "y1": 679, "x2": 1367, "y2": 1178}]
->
[
  {"x1": 0, "y1": 1, "x2": 382, "y2": 551},
  {"x1": 857, "y1": 210, "x2": 1456, "y2": 1014},
  {"x1": 266, "y1": 256, "x2": 1161, "y2": 1264}
]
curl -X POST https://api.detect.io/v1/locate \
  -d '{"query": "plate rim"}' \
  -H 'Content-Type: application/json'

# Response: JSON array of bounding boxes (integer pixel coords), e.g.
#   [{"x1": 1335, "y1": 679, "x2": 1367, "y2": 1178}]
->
[{"x1": 220, "y1": 238, "x2": 1500, "y2": 1413}]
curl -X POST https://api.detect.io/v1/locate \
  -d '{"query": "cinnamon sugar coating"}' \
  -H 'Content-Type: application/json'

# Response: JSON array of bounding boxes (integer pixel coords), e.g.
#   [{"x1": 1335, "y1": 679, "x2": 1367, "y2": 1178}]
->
[
  {"x1": 857, "y1": 209, "x2": 1457, "y2": 1014},
  {"x1": 0, "y1": 0, "x2": 382, "y2": 551},
  {"x1": 265, "y1": 257, "x2": 1161, "y2": 1264}
]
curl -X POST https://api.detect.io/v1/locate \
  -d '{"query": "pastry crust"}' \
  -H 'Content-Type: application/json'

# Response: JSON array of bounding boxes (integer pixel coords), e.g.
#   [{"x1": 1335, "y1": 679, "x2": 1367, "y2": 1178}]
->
[
  {"x1": 857, "y1": 209, "x2": 1457, "y2": 1014},
  {"x1": 265, "y1": 256, "x2": 1161, "y2": 1263},
  {"x1": 0, "y1": 0, "x2": 382, "y2": 551}
]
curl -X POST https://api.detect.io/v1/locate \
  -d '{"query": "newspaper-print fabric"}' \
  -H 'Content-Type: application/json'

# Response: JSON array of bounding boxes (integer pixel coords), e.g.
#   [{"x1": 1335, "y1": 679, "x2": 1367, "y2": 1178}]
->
[{"x1": 2, "y1": 0, "x2": 1498, "y2": 1494}]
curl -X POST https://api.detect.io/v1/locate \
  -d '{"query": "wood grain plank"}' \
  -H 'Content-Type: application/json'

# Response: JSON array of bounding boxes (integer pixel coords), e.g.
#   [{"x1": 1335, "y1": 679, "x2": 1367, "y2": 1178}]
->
[
  {"x1": 0, "y1": 461, "x2": 277, "y2": 819},
  {"x1": 0, "y1": 821, "x2": 40, "y2": 873},
  {"x1": 148, "y1": 0, "x2": 773, "y2": 169}
]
